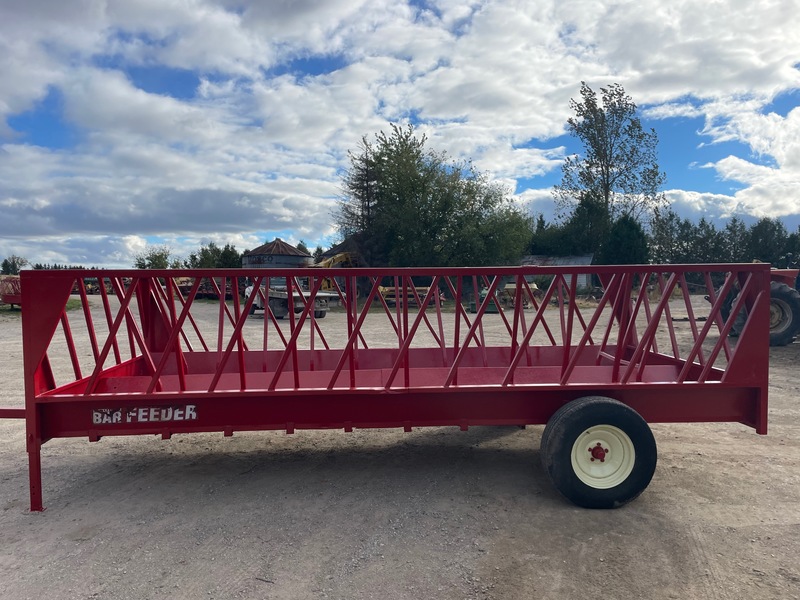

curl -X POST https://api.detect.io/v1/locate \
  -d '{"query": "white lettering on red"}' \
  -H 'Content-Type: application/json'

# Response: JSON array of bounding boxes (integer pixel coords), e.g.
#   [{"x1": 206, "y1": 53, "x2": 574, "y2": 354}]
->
[{"x1": 92, "y1": 405, "x2": 198, "y2": 425}]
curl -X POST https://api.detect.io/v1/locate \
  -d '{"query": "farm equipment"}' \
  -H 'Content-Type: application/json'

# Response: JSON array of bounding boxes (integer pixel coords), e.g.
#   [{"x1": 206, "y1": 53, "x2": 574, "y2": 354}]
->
[
  {"x1": 717, "y1": 267, "x2": 800, "y2": 346},
  {"x1": 378, "y1": 283, "x2": 433, "y2": 307},
  {"x1": 244, "y1": 280, "x2": 335, "y2": 318},
  {"x1": 0, "y1": 264, "x2": 771, "y2": 511},
  {"x1": 0, "y1": 275, "x2": 21, "y2": 308},
  {"x1": 469, "y1": 287, "x2": 500, "y2": 313},
  {"x1": 763, "y1": 269, "x2": 800, "y2": 345}
]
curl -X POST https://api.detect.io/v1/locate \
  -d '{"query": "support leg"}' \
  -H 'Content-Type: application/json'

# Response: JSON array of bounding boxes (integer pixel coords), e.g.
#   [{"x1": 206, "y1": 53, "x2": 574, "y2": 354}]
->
[{"x1": 27, "y1": 433, "x2": 44, "y2": 512}]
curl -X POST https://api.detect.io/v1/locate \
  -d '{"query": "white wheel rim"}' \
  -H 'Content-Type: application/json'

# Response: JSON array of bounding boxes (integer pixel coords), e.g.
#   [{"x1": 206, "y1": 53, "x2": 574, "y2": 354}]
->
[
  {"x1": 570, "y1": 425, "x2": 635, "y2": 489},
  {"x1": 770, "y1": 299, "x2": 790, "y2": 333}
]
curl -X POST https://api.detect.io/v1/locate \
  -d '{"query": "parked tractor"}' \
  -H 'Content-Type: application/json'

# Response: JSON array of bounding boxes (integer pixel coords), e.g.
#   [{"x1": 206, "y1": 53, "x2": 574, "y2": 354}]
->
[{"x1": 720, "y1": 267, "x2": 800, "y2": 346}]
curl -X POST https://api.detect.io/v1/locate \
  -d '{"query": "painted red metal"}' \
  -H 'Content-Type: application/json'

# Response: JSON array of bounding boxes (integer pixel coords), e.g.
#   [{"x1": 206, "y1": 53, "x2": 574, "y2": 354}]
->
[
  {"x1": 0, "y1": 275, "x2": 22, "y2": 307},
  {"x1": 770, "y1": 268, "x2": 799, "y2": 288},
  {"x1": 1, "y1": 263, "x2": 771, "y2": 510},
  {"x1": 590, "y1": 444, "x2": 608, "y2": 462}
]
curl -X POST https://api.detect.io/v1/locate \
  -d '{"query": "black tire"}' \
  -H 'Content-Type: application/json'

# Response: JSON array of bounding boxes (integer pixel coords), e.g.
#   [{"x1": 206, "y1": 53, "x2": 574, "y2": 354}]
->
[
  {"x1": 719, "y1": 288, "x2": 736, "y2": 323},
  {"x1": 248, "y1": 302, "x2": 256, "y2": 316},
  {"x1": 729, "y1": 281, "x2": 800, "y2": 346},
  {"x1": 540, "y1": 396, "x2": 657, "y2": 509},
  {"x1": 314, "y1": 310, "x2": 326, "y2": 319},
  {"x1": 767, "y1": 281, "x2": 800, "y2": 346}
]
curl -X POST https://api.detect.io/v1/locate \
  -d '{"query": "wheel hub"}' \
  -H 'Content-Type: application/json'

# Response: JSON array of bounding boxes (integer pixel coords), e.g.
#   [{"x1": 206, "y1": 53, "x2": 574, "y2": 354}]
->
[
  {"x1": 589, "y1": 442, "x2": 609, "y2": 462},
  {"x1": 770, "y1": 300, "x2": 788, "y2": 331}
]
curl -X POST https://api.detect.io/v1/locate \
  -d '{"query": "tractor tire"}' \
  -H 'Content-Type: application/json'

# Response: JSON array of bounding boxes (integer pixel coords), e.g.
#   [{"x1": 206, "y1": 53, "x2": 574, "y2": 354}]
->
[
  {"x1": 767, "y1": 281, "x2": 800, "y2": 346},
  {"x1": 727, "y1": 281, "x2": 800, "y2": 346},
  {"x1": 719, "y1": 288, "x2": 735, "y2": 323},
  {"x1": 540, "y1": 396, "x2": 657, "y2": 509}
]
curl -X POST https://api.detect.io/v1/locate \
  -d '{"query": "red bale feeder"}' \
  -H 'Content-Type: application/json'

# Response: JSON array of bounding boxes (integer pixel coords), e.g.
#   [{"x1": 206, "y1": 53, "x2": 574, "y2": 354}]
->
[
  {"x1": 0, "y1": 275, "x2": 22, "y2": 308},
  {"x1": 1, "y1": 263, "x2": 771, "y2": 510}
]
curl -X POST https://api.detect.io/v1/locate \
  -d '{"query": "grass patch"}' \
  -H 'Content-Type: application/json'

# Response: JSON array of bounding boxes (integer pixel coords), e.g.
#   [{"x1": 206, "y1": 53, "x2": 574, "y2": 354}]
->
[{"x1": 0, "y1": 298, "x2": 83, "y2": 316}]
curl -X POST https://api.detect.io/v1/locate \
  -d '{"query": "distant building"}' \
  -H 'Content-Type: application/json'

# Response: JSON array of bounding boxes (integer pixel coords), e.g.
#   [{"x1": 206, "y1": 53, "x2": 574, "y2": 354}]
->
[
  {"x1": 521, "y1": 254, "x2": 595, "y2": 289},
  {"x1": 242, "y1": 239, "x2": 312, "y2": 269}
]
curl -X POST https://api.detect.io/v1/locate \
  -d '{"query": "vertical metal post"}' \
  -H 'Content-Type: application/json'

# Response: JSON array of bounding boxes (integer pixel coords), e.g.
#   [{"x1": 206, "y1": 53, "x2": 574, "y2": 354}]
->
[{"x1": 27, "y1": 429, "x2": 44, "y2": 512}]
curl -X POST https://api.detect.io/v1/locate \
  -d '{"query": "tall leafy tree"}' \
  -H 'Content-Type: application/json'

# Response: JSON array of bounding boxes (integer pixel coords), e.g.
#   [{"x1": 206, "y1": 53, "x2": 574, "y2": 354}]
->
[
  {"x1": 554, "y1": 82, "x2": 667, "y2": 256},
  {"x1": 184, "y1": 242, "x2": 241, "y2": 268},
  {"x1": 337, "y1": 124, "x2": 530, "y2": 266},
  {"x1": 217, "y1": 243, "x2": 242, "y2": 268},
  {"x1": 1, "y1": 255, "x2": 29, "y2": 275},
  {"x1": 133, "y1": 245, "x2": 182, "y2": 269}
]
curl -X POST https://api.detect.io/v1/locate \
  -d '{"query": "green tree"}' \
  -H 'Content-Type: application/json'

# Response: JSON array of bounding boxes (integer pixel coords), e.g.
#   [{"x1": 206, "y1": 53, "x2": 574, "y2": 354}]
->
[
  {"x1": 785, "y1": 225, "x2": 800, "y2": 267},
  {"x1": 560, "y1": 190, "x2": 612, "y2": 255},
  {"x1": 596, "y1": 215, "x2": 649, "y2": 265},
  {"x1": 746, "y1": 217, "x2": 788, "y2": 265},
  {"x1": 554, "y1": 82, "x2": 667, "y2": 255},
  {"x1": 133, "y1": 245, "x2": 181, "y2": 269},
  {"x1": 185, "y1": 242, "x2": 242, "y2": 268},
  {"x1": 1, "y1": 255, "x2": 29, "y2": 275},
  {"x1": 312, "y1": 245, "x2": 324, "y2": 263},
  {"x1": 296, "y1": 240, "x2": 310, "y2": 255},
  {"x1": 693, "y1": 218, "x2": 726, "y2": 263},
  {"x1": 649, "y1": 208, "x2": 682, "y2": 264},
  {"x1": 337, "y1": 123, "x2": 531, "y2": 266},
  {"x1": 528, "y1": 215, "x2": 569, "y2": 255},
  {"x1": 723, "y1": 216, "x2": 750, "y2": 263},
  {"x1": 217, "y1": 243, "x2": 241, "y2": 268}
]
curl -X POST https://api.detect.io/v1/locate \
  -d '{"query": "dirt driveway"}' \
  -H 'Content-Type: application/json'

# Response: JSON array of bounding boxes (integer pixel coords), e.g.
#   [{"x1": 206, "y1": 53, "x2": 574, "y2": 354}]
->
[{"x1": 0, "y1": 302, "x2": 798, "y2": 600}]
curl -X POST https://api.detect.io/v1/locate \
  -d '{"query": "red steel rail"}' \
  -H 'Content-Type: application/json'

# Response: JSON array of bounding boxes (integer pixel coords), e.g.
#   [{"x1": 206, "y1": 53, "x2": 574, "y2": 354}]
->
[{"x1": 3, "y1": 264, "x2": 771, "y2": 510}]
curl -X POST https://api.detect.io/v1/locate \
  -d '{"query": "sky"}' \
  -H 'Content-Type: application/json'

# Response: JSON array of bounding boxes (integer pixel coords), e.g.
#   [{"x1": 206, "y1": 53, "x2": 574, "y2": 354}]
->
[{"x1": 1, "y1": 0, "x2": 799, "y2": 268}]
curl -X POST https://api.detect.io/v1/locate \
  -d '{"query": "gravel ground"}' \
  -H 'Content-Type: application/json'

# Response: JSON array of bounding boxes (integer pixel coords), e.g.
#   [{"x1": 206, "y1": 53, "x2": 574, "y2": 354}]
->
[{"x1": 0, "y1": 297, "x2": 798, "y2": 600}]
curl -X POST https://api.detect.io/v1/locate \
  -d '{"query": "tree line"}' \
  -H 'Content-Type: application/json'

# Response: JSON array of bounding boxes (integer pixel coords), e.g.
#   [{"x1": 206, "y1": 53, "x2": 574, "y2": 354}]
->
[{"x1": 530, "y1": 212, "x2": 799, "y2": 267}]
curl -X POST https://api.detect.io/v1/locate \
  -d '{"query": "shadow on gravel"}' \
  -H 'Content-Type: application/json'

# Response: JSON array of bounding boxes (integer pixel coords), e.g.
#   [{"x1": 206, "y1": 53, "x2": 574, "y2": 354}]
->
[{"x1": 35, "y1": 425, "x2": 558, "y2": 511}]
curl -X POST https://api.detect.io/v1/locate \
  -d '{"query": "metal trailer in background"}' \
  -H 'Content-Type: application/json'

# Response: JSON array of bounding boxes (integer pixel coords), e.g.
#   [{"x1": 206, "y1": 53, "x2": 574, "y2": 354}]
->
[
  {"x1": 0, "y1": 264, "x2": 771, "y2": 511},
  {"x1": 0, "y1": 275, "x2": 22, "y2": 308}
]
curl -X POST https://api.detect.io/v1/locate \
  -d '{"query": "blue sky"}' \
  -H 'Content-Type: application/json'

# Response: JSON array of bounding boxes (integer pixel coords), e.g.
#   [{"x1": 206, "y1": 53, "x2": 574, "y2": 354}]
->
[{"x1": 1, "y1": 0, "x2": 799, "y2": 267}]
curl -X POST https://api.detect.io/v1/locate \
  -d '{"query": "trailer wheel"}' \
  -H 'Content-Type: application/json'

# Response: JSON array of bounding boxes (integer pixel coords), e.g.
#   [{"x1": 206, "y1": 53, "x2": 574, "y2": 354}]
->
[
  {"x1": 314, "y1": 310, "x2": 326, "y2": 319},
  {"x1": 540, "y1": 396, "x2": 657, "y2": 509}
]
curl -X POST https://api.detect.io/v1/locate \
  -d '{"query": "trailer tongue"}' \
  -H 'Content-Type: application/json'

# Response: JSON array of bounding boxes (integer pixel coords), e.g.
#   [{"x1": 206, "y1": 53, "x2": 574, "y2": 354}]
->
[{"x1": 2, "y1": 264, "x2": 771, "y2": 510}]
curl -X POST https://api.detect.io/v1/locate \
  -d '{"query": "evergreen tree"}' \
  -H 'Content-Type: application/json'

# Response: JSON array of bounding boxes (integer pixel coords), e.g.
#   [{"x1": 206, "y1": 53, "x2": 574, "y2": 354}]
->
[{"x1": 596, "y1": 215, "x2": 649, "y2": 265}]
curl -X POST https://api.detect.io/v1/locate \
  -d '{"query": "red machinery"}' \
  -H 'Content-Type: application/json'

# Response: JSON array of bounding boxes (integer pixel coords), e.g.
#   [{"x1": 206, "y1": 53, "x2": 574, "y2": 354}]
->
[
  {"x1": 0, "y1": 275, "x2": 21, "y2": 308},
  {"x1": 1, "y1": 264, "x2": 771, "y2": 510}
]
